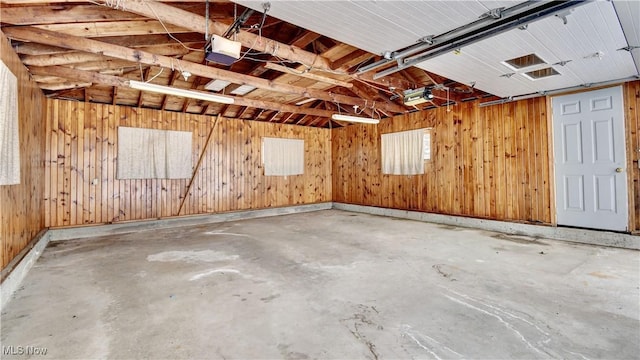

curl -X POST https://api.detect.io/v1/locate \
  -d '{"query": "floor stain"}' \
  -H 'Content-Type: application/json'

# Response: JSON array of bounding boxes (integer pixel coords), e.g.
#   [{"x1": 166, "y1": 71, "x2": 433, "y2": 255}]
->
[
  {"x1": 432, "y1": 264, "x2": 458, "y2": 281},
  {"x1": 491, "y1": 233, "x2": 549, "y2": 246},
  {"x1": 260, "y1": 294, "x2": 281, "y2": 302},
  {"x1": 588, "y1": 271, "x2": 616, "y2": 279},
  {"x1": 277, "y1": 344, "x2": 309, "y2": 360}
]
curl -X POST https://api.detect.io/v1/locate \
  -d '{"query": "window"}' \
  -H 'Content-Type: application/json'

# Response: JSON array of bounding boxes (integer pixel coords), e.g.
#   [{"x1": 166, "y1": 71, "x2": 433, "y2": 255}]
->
[
  {"x1": 423, "y1": 128, "x2": 432, "y2": 161},
  {"x1": 262, "y1": 137, "x2": 304, "y2": 176},
  {"x1": 381, "y1": 128, "x2": 427, "y2": 175},
  {"x1": 0, "y1": 60, "x2": 19, "y2": 185},
  {"x1": 117, "y1": 127, "x2": 193, "y2": 179}
]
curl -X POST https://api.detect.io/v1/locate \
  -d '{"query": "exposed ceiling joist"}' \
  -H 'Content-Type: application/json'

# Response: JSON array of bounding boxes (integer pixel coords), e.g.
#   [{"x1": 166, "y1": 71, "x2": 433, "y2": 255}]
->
[
  {"x1": 21, "y1": 43, "x2": 192, "y2": 66},
  {"x1": 93, "y1": 0, "x2": 334, "y2": 73},
  {"x1": 4, "y1": 26, "x2": 407, "y2": 114},
  {"x1": 32, "y1": 20, "x2": 191, "y2": 38},
  {"x1": 263, "y1": 62, "x2": 353, "y2": 89},
  {"x1": 0, "y1": 5, "x2": 146, "y2": 25},
  {"x1": 28, "y1": 65, "x2": 340, "y2": 118},
  {"x1": 330, "y1": 49, "x2": 374, "y2": 71},
  {"x1": 289, "y1": 31, "x2": 323, "y2": 48}
]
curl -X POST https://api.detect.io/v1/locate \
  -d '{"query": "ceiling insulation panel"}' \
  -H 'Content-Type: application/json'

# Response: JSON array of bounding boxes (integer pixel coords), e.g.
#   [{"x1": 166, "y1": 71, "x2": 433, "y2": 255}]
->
[{"x1": 237, "y1": 0, "x2": 639, "y2": 98}]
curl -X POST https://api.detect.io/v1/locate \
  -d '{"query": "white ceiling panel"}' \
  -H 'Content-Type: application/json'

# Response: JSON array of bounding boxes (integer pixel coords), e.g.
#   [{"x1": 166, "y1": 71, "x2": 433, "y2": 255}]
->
[
  {"x1": 613, "y1": 0, "x2": 640, "y2": 74},
  {"x1": 236, "y1": 0, "x2": 639, "y2": 98},
  {"x1": 419, "y1": 1, "x2": 638, "y2": 97},
  {"x1": 237, "y1": 0, "x2": 513, "y2": 53}
]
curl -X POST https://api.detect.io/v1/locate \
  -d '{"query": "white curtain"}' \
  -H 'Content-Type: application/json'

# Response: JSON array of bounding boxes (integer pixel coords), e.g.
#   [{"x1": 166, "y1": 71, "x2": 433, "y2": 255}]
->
[
  {"x1": 262, "y1": 137, "x2": 304, "y2": 176},
  {"x1": 0, "y1": 60, "x2": 20, "y2": 185},
  {"x1": 117, "y1": 127, "x2": 192, "y2": 179},
  {"x1": 381, "y1": 128, "x2": 425, "y2": 175}
]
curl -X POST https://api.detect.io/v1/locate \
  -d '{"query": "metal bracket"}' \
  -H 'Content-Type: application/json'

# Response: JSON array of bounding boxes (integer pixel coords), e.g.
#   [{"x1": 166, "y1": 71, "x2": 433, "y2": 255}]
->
[
  {"x1": 419, "y1": 35, "x2": 435, "y2": 45},
  {"x1": 617, "y1": 45, "x2": 640, "y2": 52},
  {"x1": 553, "y1": 60, "x2": 572, "y2": 66},
  {"x1": 480, "y1": 7, "x2": 504, "y2": 19}
]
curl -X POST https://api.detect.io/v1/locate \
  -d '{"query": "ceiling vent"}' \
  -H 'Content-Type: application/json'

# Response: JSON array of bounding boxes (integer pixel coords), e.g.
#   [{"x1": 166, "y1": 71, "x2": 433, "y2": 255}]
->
[
  {"x1": 523, "y1": 67, "x2": 560, "y2": 80},
  {"x1": 504, "y1": 53, "x2": 546, "y2": 70}
]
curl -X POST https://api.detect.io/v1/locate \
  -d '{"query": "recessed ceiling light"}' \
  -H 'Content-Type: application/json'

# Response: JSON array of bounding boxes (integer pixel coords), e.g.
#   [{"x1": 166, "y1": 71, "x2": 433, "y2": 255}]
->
[{"x1": 295, "y1": 98, "x2": 317, "y2": 106}]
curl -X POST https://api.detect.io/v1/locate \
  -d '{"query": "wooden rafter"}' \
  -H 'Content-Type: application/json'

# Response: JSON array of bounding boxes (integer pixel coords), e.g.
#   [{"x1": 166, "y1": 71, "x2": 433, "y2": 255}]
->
[
  {"x1": 290, "y1": 31, "x2": 322, "y2": 48},
  {"x1": 264, "y1": 62, "x2": 353, "y2": 88},
  {"x1": 21, "y1": 43, "x2": 192, "y2": 66},
  {"x1": 0, "y1": 4, "x2": 146, "y2": 25},
  {"x1": 94, "y1": 0, "x2": 335, "y2": 72},
  {"x1": 331, "y1": 49, "x2": 374, "y2": 71},
  {"x1": 161, "y1": 69, "x2": 180, "y2": 110},
  {"x1": 28, "y1": 66, "x2": 341, "y2": 119},
  {"x1": 4, "y1": 27, "x2": 407, "y2": 114}
]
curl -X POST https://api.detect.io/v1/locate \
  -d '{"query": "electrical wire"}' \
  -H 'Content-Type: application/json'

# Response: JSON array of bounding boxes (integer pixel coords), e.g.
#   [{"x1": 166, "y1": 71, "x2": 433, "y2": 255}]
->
[
  {"x1": 146, "y1": 67, "x2": 164, "y2": 82},
  {"x1": 96, "y1": 0, "x2": 354, "y2": 78},
  {"x1": 94, "y1": 0, "x2": 203, "y2": 52}
]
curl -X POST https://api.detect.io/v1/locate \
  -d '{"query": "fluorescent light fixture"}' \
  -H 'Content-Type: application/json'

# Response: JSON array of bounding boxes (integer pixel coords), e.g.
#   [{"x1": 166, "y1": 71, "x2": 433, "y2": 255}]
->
[
  {"x1": 129, "y1": 80, "x2": 234, "y2": 104},
  {"x1": 295, "y1": 98, "x2": 317, "y2": 106},
  {"x1": 331, "y1": 114, "x2": 379, "y2": 124},
  {"x1": 230, "y1": 84, "x2": 256, "y2": 95},
  {"x1": 204, "y1": 79, "x2": 231, "y2": 92}
]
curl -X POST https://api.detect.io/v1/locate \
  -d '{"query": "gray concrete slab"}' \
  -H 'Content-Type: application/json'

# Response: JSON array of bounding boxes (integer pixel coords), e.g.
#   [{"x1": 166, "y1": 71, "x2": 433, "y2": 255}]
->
[{"x1": 1, "y1": 209, "x2": 638, "y2": 359}]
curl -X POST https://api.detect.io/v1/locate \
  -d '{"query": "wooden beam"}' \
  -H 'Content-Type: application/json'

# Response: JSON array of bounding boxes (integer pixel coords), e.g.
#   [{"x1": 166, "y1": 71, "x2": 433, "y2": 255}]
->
[
  {"x1": 24, "y1": 20, "x2": 192, "y2": 38},
  {"x1": 182, "y1": 76, "x2": 203, "y2": 112},
  {"x1": 99, "y1": 0, "x2": 334, "y2": 72},
  {"x1": 21, "y1": 43, "x2": 192, "y2": 66},
  {"x1": 264, "y1": 62, "x2": 352, "y2": 88},
  {"x1": 350, "y1": 80, "x2": 399, "y2": 116},
  {"x1": 281, "y1": 113, "x2": 296, "y2": 124},
  {"x1": 295, "y1": 114, "x2": 310, "y2": 125},
  {"x1": 1, "y1": 5, "x2": 145, "y2": 25},
  {"x1": 13, "y1": 43, "x2": 72, "y2": 56},
  {"x1": 39, "y1": 81, "x2": 92, "y2": 91},
  {"x1": 137, "y1": 67, "x2": 151, "y2": 107},
  {"x1": 4, "y1": 27, "x2": 406, "y2": 114},
  {"x1": 353, "y1": 68, "x2": 415, "y2": 91},
  {"x1": 331, "y1": 49, "x2": 374, "y2": 70},
  {"x1": 266, "y1": 111, "x2": 280, "y2": 122},
  {"x1": 112, "y1": 86, "x2": 118, "y2": 105},
  {"x1": 29, "y1": 66, "x2": 340, "y2": 118},
  {"x1": 290, "y1": 31, "x2": 323, "y2": 48},
  {"x1": 28, "y1": 65, "x2": 130, "y2": 87},
  {"x1": 161, "y1": 70, "x2": 180, "y2": 110}
]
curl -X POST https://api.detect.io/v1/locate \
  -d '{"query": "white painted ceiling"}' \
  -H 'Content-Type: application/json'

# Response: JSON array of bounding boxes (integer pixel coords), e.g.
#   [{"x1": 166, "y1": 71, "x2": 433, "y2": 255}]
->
[{"x1": 237, "y1": 0, "x2": 640, "y2": 98}]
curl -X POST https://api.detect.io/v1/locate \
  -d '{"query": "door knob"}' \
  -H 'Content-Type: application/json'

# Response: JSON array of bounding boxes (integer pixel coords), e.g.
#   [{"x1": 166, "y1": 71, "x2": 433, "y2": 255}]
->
[{"x1": 615, "y1": 167, "x2": 624, "y2": 173}]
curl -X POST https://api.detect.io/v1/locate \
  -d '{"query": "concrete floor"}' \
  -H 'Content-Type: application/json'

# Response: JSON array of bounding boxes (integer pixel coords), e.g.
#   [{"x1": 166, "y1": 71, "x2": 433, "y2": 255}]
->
[{"x1": 1, "y1": 209, "x2": 639, "y2": 359}]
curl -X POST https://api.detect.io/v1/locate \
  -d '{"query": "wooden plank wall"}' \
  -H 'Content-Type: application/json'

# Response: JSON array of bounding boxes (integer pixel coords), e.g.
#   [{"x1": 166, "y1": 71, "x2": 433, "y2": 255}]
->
[
  {"x1": 333, "y1": 97, "x2": 553, "y2": 224},
  {"x1": 44, "y1": 100, "x2": 331, "y2": 227},
  {"x1": 333, "y1": 81, "x2": 640, "y2": 232},
  {"x1": 0, "y1": 31, "x2": 46, "y2": 269},
  {"x1": 624, "y1": 81, "x2": 640, "y2": 234}
]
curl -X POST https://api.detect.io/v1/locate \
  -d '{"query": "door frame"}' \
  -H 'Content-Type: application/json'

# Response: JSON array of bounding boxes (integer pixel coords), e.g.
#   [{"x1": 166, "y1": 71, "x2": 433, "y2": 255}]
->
[{"x1": 547, "y1": 84, "x2": 634, "y2": 232}]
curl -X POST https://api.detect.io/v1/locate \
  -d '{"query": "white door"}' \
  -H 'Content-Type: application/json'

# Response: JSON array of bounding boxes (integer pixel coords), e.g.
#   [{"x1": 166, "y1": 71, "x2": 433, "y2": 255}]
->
[{"x1": 552, "y1": 86, "x2": 628, "y2": 231}]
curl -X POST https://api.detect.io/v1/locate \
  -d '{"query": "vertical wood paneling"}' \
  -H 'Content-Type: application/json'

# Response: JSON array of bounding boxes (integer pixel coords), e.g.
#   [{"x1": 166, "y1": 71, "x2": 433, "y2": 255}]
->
[
  {"x1": 332, "y1": 97, "x2": 554, "y2": 224},
  {"x1": 1, "y1": 31, "x2": 46, "y2": 269},
  {"x1": 624, "y1": 82, "x2": 640, "y2": 233},
  {"x1": 44, "y1": 100, "x2": 331, "y2": 227},
  {"x1": 332, "y1": 86, "x2": 640, "y2": 231}
]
